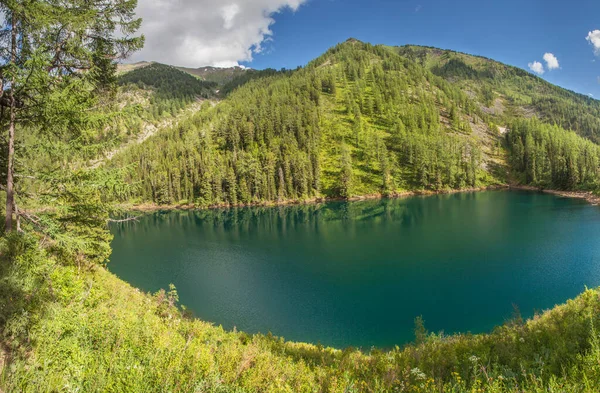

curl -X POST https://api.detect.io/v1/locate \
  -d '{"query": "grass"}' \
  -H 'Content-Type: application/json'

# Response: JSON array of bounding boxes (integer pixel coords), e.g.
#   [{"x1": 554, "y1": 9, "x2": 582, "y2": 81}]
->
[{"x1": 2, "y1": 233, "x2": 600, "y2": 392}]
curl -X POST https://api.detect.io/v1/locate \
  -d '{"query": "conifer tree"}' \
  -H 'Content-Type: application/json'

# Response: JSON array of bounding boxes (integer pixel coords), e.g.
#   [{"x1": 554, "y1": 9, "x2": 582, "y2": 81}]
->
[
  {"x1": 0, "y1": 0, "x2": 143, "y2": 239},
  {"x1": 0, "y1": 0, "x2": 143, "y2": 232}
]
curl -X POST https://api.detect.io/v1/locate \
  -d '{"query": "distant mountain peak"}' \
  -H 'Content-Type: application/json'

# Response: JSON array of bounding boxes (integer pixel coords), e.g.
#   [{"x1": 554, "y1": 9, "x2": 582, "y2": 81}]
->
[
  {"x1": 173, "y1": 65, "x2": 250, "y2": 85},
  {"x1": 116, "y1": 61, "x2": 153, "y2": 74}
]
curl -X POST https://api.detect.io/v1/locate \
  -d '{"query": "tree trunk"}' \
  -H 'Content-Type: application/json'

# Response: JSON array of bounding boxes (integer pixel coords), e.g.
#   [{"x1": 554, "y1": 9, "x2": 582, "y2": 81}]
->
[
  {"x1": 5, "y1": 90, "x2": 16, "y2": 232},
  {"x1": 5, "y1": 15, "x2": 17, "y2": 232}
]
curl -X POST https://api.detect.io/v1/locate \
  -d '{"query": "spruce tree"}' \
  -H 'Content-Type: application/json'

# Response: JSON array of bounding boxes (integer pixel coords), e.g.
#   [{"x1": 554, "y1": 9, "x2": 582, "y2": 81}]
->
[{"x1": 0, "y1": 0, "x2": 143, "y2": 238}]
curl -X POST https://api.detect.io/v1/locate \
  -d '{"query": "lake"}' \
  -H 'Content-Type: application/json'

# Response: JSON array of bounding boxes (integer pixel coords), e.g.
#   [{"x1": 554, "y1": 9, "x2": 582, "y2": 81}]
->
[{"x1": 109, "y1": 190, "x2": 600, "y2": 348}]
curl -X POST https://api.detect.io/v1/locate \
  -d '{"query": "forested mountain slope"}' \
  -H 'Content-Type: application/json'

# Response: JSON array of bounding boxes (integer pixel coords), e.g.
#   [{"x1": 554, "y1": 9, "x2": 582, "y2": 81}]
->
[
  {"x1": 396, "y1": 45, "x2": 600, "y2": 143},
  {"x1": 5, "y1": 27, "x2": 600, "y2": 392},
  {"x1": 107, "y1": 40, "x2": 600, "y2": 206},
  {"x1": 118, "y1": 62, "x2": 252, "y2": 89},
  {"x1": 74, "y1": 63, "x2": 222, "y2": 167},
  {"x1": 117, "y1": 62, "x2": 217, "y2": 116},
  {"x1": 174, "y1": 65, "x2": 249, "y2": 85},
  {"x1": 109, "y1": 40, "x2": 498, "y2": 206}
]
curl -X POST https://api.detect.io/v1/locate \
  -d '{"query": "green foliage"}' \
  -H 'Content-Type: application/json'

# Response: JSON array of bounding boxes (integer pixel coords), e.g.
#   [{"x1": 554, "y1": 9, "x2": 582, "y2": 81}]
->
[
  {"x1": 175, "y1": 65, "x2": 249, "y2": 86},
  {"x1": 339, "y1": 143, "x2": 353, "y2": 198},
  {"x1": 117, "y1": 62, "x2": 218, "y2": 125},
  {"x1": 0, "y1": 0, "x2": 143, "y2": 235},
  {"x1": 4, "y1": 36, "x2": 600, "y2": 393},
  {"x1": 506, "y1": 118, "x2": 600, "y2": 189},
  {"x1": 119, "y1": 62, "x2": 216, "y2": 102},
  {"x1": 220, "y1": 68, "x2": 283, "y2": 95},
  {"x1": 414, "y1": 316, "x2": 428, "y2": 345},
  {"x1": 112, "y1": 69, "x2": 322, "y2": 205},
  {"x1": 91, "y1": 38, "x2": 119, "y2": 95},
  {"x1": 397, "y1": 45, "x2": 600, "y2": 143},
  {"x1": 0, "y1": 0, "x2": 144, "y2": 137},
  {"x1": 3, "y1": 232, "x2": 600, "y2": 392},
  {"x1": 112, "y1": 41, "x2": 492, "y2": 207}
]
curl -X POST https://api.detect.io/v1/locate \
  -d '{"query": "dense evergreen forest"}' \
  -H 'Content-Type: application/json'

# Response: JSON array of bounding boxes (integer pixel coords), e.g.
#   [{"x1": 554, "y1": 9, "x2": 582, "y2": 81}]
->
[
  {"x1": 3, "y1": 1, "x2": 600, "y2": 388},
  {"x1": 110, "y1": 41, "x2": 494, "y2": 206},
  {"x1": 106, "y1": 40, "x2": 600, "y2": 208},
  {"x1": 174, "y1": 65, "x2": 249, "y2": 85},
  {"x1": 61, "y1": 64, "x2": 222, "y2": 162},
  {"x1": 506, "y1": 119, "x2": 600, "y2": 189},
  {"x1": 118, "y1": 62, "x2": 217, "y2": 110}
]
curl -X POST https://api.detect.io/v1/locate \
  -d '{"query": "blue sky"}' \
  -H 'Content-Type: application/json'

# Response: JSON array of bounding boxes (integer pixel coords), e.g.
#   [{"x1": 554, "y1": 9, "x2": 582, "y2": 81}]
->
[{"x1": 238, "y1": 0, "x2": 600, "y2": 98}]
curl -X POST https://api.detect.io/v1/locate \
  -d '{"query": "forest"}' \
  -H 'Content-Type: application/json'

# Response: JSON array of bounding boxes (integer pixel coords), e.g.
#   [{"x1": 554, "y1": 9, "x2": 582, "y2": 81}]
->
[
  {"x1": 398, "y1": 45, "x2": 600, "y2": 143},
  {"x1": 106, "y1": 40, "x2": 600, "y2": 209},
  {"x1": 506, "y1": 118, "x2": 600, "y2": 189},
  {"x1": 110, "y1": 41, "x2": 490, "y2": 206},
  {"x1": 118, "y1": 62, "x2": 217, "y2": 117},
  {"x1": 2, "y1": 1, "x2": 600, "y2": 391}
]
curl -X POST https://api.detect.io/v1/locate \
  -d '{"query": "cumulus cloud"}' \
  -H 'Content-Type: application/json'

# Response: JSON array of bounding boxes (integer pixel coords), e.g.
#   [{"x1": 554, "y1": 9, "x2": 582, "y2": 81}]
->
[
  {"x1": 129, "y1": 0, "x2": 307, "y2": 67},
  {"x1": 587, "y1": 30, "x2": 600, "y2": 55},
  {"x1": 543, "y1": 53, "x2": 559, "y2": 70},
  {"x1": 528, "y1": 61, "x2": 544, "y2": 75}
]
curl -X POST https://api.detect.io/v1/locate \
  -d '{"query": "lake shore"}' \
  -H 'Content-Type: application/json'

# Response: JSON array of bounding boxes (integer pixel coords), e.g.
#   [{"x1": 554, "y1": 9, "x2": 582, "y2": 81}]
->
[
  {"x1": 111, "y1": 187, "x2": 600, "y2": 349},
  {"x1": 508, "y1": 185, "x2": 600, "y2": 205},
  {"x1": 117, "y1": 184, "x2": 600, "y2": 213},
  {"x1": 119, "y1": 184, "x2": 510, "y2": 213}
]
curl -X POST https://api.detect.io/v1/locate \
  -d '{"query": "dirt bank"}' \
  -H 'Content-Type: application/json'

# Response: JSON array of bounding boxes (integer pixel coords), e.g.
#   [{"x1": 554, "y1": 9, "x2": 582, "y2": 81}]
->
[
  {"x1": 118, "y1": 185, "x2": 509, "y2": 213},
  {"x1": 509, "y1": 185, "x2": 600, "y2": 205}
]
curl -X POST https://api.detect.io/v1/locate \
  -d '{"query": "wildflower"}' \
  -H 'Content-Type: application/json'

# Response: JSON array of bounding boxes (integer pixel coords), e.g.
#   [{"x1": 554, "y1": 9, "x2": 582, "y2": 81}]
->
[{"x1": 410, "y1": 367, "x2": 426, "y2": 380}]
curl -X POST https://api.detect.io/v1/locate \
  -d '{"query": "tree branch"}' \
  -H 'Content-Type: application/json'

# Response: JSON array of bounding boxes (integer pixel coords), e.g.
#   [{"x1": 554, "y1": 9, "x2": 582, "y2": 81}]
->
[{"x1": 107, "y1": 216, "x2": 139, "y2": 223}]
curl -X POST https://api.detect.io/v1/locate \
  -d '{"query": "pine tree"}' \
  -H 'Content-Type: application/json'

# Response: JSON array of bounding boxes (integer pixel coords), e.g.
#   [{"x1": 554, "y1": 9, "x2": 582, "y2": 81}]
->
[
  {"x1": 340, "y1": 144, "x2": 353, "y2": 198},
  {"x1": 0, "y1": 0, "x2": 142, "y2": 269}
]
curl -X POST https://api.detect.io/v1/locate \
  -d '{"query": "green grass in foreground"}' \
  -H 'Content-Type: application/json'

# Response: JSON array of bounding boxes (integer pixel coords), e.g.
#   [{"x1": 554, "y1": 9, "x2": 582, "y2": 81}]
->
[{"x1": 1, "y1": 233, "x2": 600, "y2": 392}]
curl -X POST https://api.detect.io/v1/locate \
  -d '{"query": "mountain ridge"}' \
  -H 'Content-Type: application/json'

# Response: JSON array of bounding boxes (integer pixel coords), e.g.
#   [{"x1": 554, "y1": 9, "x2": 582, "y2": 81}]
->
[
  {"x1": 5, "y1": 33, "x2": 600, "y2": 393},
  {"x1": 119, "y1": 40, "x2": 597, "y2": 107},
  {"x1": 102, "y1": 39, "x2": 600, "y2": 208}
]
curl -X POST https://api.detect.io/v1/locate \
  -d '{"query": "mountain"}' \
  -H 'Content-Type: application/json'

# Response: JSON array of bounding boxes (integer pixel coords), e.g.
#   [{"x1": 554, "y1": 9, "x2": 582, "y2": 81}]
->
[
  {"x1": 5, "y1": 38, "x2": 600, "y2": 393},
  {"x1": 395, "y1": 45, "x2": 600, "y2": 143},
  {"x1": 116, "y1": 60, "x2": 153, "y2": 74},
  {"x1": 117, "y1": 61, "x2": 252, "y2": 87},
  {"x1": 174, "y1": 65, "x2": 249, "y2": 85},
  {"x1": 105, "y1": 39, "x2": 600, "y2": 206},
  {"x1": 118, "y1": 62, "x2": 217, "y2": 103}
]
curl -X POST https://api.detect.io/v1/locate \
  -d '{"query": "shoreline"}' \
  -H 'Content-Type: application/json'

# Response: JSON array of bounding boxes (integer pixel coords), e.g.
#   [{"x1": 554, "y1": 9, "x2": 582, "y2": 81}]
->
[
  {"x1": 119, "y1": 184, "x2": 509, "y2": 213},
  {"x1": 117, "y1": 184, "x2": 600, "y2": 214},
  {"x1": 508, "y1": 185, "x2": 600, "y2": 205}
]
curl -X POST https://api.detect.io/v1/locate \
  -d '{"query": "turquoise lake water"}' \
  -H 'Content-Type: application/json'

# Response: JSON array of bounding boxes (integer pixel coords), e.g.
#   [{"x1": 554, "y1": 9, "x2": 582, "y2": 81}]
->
[{"x1": 109, "y1": 190, "x2": 600, "y2": 348}]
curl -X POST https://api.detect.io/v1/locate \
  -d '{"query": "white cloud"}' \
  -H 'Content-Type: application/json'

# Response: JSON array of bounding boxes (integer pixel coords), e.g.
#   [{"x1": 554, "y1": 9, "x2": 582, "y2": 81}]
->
[
  {"x1": 586, "y1": 30, "x2": 600, "y2": 55},
  {"x1": 221, "y1": 4, "x2": 241, "y2": 30},
  {"x1": 543, "y1": 53, "x2": 559, "y2": 70},
  {"x1": 528, "y1": 61, "x2": 545, "y2": 75},
  {"x1": 130, "y1": 0, "x2": 307, "y2": 68}
]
